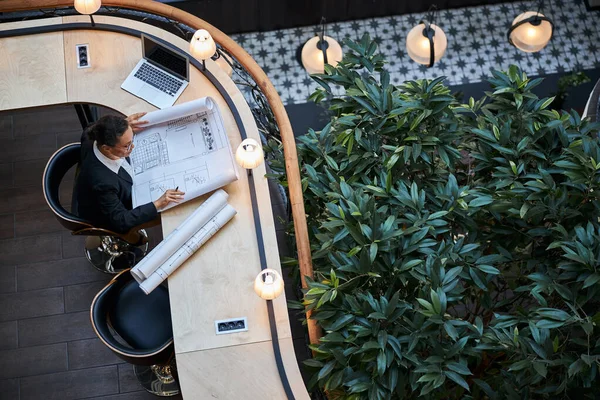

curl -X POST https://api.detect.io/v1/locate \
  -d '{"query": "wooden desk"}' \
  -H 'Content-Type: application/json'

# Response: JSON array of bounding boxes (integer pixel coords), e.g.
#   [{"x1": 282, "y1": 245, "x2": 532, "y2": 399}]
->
[{"x1": 0, "y1": 15, "x2": 309, "y2": 400}]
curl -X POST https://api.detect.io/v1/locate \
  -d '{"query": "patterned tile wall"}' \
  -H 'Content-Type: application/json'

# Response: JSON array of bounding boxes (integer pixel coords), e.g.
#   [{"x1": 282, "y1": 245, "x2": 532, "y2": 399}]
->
[{"x1": 230, "y1": 0, "x2": 600, "y2": 105}]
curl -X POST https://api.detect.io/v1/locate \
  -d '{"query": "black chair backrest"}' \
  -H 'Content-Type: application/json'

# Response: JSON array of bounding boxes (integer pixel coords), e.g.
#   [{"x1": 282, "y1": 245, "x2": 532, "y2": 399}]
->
[
  {"x1": 90, "y1": 270, "x2": 174, "y2": 366},
  {"x1": 43, "y1": 143, "x2": 92, "y2": 231}
]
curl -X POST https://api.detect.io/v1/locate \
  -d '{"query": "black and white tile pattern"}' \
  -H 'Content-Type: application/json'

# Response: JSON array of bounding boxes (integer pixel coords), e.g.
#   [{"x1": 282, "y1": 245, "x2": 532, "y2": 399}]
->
[{"x1": 231, "y1": 0, "x2": 600, "y2": 104}]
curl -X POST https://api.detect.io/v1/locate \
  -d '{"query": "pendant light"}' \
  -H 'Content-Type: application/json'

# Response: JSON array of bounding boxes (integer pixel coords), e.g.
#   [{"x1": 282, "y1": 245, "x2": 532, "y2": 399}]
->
[
  {"x1": 406, "y1": 5, "x2": 447, "y2": 68},
  {"x1": 190, "y1": 29, "x2": 217, "y2": 70},
  {"x1": 235, "y1": 138, "x2": 264, "y2": 170},
  {"x1": 301, "y1": 17, "x2": 343, "y2": 75},
  {"x1": 507, "y1": 1, "x2": 553, "y2": 53},
  {"x1": 74, "y1": 0, "x2": 101, "y2": 26},
  {"x1": 254, "y1": 269, "x2": 284, "y2": 300}
]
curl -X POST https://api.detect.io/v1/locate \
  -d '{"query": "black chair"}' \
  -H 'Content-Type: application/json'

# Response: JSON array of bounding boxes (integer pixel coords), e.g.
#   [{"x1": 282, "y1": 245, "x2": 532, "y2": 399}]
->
[
  {"x1": 91, "y1": 269, "x2": 180, "y2": 396},
  {"x1": 43, "y1": 142, "x2": 150, "y2": 273}
]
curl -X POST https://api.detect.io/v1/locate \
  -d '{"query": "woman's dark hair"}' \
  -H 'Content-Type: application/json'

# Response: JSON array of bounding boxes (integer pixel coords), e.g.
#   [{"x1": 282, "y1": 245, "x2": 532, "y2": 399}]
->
[{"x1": 86, "y1": 115, "x2": 129, "y2": 147}]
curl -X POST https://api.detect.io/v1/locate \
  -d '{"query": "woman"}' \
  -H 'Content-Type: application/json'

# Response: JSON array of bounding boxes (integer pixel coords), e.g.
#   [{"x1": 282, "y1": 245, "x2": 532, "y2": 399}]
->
[{"x1": 74, "y1": 113, "x2": 184, "y2": 233}]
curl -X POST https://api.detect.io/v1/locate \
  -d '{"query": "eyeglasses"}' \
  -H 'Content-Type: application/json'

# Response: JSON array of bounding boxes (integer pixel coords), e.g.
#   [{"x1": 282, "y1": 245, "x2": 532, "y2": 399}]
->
[{"x1": 121, "y1": 141, "x2": 133, "y2": 152}]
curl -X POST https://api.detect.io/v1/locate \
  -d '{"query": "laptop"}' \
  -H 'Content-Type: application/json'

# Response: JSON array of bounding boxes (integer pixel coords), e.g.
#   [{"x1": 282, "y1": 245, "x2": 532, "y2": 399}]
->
[{"x1": 121, "y1": 34, "x2": 190, "y2": 109}]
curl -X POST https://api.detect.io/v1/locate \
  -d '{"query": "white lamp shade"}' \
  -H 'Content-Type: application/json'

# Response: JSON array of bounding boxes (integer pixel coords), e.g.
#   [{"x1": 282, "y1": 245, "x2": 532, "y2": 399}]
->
[
  {"x1": 509, "y1": 12, "x2": 552, "y2": 53},
  {"x1": 190, "y1": 29, "x2": 217, "y2": 60},
  {"x1": 254, "y1": 269, "x2": 284, "y2": 300},
  {"x1": 301, "y1": 35, "x2": 343, "y2": 75},
  {"x1": 235, "y1": 138, "x2": 264, "y2": 169},
  {"x1": 215, "y1": 53, "x2": 233, "y2": 77},
  {"x1": 74, "y1": 0, "x2": 101, "y2": 14},
  {"x1": 406, "y1": 23, "x2": 447, "y2": 65}
]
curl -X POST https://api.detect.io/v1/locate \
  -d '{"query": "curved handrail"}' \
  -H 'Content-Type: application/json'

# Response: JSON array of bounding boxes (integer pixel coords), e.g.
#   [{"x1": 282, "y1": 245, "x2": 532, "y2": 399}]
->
[{"x1": 0, "y1": 0, "x2": 321, "y2": 344}]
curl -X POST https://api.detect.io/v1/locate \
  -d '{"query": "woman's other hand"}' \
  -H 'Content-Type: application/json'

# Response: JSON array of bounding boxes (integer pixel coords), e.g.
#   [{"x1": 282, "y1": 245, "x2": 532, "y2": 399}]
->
[{"x1": 126, "y1": 112, "x2": 149, "y2": 133}]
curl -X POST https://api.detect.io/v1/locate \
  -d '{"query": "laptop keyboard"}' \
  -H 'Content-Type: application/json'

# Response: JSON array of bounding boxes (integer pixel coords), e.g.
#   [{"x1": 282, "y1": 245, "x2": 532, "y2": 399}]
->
[{"x1": 134, "y1": 62, "x2": 183, "y2": 96}]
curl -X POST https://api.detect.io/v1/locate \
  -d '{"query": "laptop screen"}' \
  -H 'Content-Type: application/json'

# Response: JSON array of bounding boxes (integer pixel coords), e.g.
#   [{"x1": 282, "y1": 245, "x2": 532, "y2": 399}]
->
[{"x1": 142, "y1": 35, "x2": 189, "y2": 81}]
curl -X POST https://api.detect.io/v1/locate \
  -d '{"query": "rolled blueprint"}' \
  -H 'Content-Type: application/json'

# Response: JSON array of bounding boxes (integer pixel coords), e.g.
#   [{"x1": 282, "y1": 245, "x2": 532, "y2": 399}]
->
[
  {"x1": 131, "y1": 189, "x2": 228, "y2": 283},
  {"x1": 141, "y1": 97, "x2": 215, "y2": 127},
  {"x1": 139, "y1": 204, "x2": 237, "y2": 294}
]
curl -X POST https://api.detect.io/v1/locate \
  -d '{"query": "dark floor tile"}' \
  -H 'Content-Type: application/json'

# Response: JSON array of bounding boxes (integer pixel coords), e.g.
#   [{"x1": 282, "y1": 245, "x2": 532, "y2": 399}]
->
[
  {"x1": 0, "y1": 266, "x2": 16, "y2": 294},
  {"x1": 91, "y1": 391, "x2": 182, "y2": 400},
  {"x1": 12, "y1": 159, "x2": 46, "y2": 188},
  {"x1": 68, "y1": 338, "x2": 120, "y2": 370},
  {"x1": 0, "y1": 234, "x2": 62, "y2": 266},
  {"x1": 0, "y1": 214, "x2": 14, "y2": 240},
  {"x1": 144, "y1": 224, "x2": 164, "y2": 251},
  {"x1": 0, "y1": 321, "x2": 17, "y2": 350},
  {"x1": 64, "y1": 280, "x2": 110, "y2": 313},
  {"x1": 14, "y1": 210, "x2": 63, "y2": 238},
  {"x1": 62, "y1": 231, "x2": 86, "y2": 259},
  {"x1": 13, "y1": 105, "x2": 80, "y2": 138},
  {"x1": 17, "y1": 257, "x2": 107, "y2": 291},
  {"x1": 56, "y1": 131, "x2": 81, "y2": 148},
  {"x1": 18, "y1": 311, "x2": 94, "y2": 347},
  {"x1": 0, "y1": 184, "x2": 46, "y2": 214},
  {"x1": 0, "y1": 163, "x2": 12, "y2": 189},
  {"x1": 0, "y1": 343, "x2": 67, "y2": 379},
  {"x1": 0, "y1": 133, "x2": 56, "y2": 163},
  {"x1": 0, "y1": 287, "x2": 63, "y2": 322},
  {"x1": 20, "y1": 365, "x2": 119, "y2": 400},
  {"x1": 0, "y1": 378, "x2": 18, "y2": 400},
  {"x1": 118, "y1": 364, "x2": 141, "y2": 393},
  {"x1": 0, "y1": 114, "x2": 12, "y2": 140}
]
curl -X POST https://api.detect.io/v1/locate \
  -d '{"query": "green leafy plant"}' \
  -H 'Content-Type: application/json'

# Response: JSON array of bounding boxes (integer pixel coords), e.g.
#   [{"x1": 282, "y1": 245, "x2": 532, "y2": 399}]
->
[
  {"x1": 275, "y1": 34, "x2": 600, "y2": 399},
  {"x1": 276, "y1": 36, "x2": 600, "y2": 399}
]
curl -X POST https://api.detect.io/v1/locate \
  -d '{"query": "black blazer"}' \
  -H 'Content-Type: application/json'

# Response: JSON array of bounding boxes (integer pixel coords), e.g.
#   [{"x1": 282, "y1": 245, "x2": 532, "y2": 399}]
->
[{"x1": 74, "y1": 130, "x2": 157, "y2": 233}]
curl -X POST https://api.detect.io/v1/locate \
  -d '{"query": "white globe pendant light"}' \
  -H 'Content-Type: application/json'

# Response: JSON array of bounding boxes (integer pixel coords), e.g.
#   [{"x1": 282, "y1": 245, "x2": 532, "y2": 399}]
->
[
  {"x1": 406, "y1": 22, "x2": 447, "y2": 67},
  {"x1": 74, "y1": 0, "x2": 101, "y2": 26},
  {"x1": 190, "y1": 29, "x2": 217, "y2": 70},
  {"x1": 301, "y1": 18, "x2": 343, "y2": 75},
  {"x1": 74, "y1": 0, "x2": 101, "y2": 15},
  {"x1": 508, "y1": 10, "x2": 553, "y2": 53},
  {"x1": 405, "y1": 6, "x2": 447, "y2": 68}
]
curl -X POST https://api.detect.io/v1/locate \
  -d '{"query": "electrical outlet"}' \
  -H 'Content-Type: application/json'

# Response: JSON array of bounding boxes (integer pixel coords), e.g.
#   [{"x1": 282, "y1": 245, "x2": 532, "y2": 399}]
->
[
  {"x1": 76, "y1": 44, "x2": 90, "y2": 69},
  {"x1": 215, "y1": 317, "x2": 247, "y2": 335}
]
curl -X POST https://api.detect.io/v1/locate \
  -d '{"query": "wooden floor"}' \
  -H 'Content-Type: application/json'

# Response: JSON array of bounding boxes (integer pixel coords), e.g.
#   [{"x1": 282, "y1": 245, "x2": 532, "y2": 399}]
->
[{"x1": 0, "y1": 105, "x2": 310, "y2": 400}]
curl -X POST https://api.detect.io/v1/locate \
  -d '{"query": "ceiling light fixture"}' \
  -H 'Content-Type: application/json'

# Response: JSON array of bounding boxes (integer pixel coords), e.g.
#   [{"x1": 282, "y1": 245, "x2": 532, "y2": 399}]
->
[
  {"x1": 301, "y1": 17, "x2": 343, "y2": 75},
  {"x1": 507, "y1": 1, "x2": 553, "y2": 53},
  {"x1": 406, "y1": 5, "x2": 447, "y2": 68}
]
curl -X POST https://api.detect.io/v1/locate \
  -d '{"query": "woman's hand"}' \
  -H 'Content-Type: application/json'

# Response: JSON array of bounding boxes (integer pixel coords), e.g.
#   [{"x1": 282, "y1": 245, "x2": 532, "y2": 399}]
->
[
  {"x1": 126, "y1": 112, "x2": 149, "y2": 133},
  {"x1": 153, "y1": 189, "x2": 186, "y2": 211}
]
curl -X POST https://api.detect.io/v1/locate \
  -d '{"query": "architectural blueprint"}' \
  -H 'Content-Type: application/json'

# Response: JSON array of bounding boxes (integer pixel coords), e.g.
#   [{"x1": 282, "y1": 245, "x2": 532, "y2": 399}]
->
[{"x1": 130, "y1": 97, "x2": 238, "y2": 209}]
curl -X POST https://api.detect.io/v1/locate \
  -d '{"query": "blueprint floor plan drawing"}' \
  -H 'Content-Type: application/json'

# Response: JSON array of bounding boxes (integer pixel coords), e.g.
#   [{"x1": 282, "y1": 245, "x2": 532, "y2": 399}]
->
[{"x1": 130, "y1": 97, "x2": 239, "y2": 210}]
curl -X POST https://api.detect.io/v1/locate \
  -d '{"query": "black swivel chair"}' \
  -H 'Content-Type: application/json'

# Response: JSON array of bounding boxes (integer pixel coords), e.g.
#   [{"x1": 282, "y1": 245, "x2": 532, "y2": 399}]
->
[
  {"x1": 91, "y1": 269, "x2": 179, "y2": 396},
  {"x1": 43, "y1": 142, "x2": 150, "y2": 273}
]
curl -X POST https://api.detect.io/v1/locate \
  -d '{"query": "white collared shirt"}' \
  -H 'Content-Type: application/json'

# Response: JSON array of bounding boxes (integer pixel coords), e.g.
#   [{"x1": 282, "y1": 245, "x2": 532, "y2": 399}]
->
[{"x1": 93, "y1": 141, "x2": 134, "y2": 178}]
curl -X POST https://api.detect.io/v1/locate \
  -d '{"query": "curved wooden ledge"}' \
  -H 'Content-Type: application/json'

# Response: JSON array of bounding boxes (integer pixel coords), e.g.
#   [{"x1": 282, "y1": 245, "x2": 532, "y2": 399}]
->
[{"x1": 0, "y1": 0, "x2": 320, "y2": 344}]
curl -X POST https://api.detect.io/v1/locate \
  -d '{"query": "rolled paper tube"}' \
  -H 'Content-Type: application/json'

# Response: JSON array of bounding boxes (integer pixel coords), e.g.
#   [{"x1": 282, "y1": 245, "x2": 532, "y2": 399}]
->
[
  {"x1": 141, "y1": 97, "x2": 215, "y2": 127},
  {"x1": 139, "y1": 204, "x2": 237, "y2": 294},
  {"x1": 138, "y1": 273, "x2": 164, "y2": 295},
  {"x1": 131, "y1": 189, "x2": 229, "y2": 283}
]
